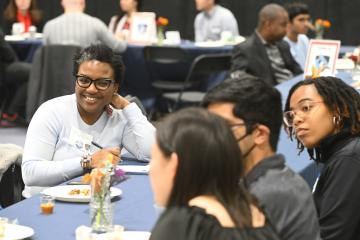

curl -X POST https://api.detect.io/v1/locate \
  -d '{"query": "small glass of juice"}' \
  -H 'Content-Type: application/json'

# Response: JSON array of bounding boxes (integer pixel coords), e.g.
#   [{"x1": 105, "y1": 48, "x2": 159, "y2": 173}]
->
[{"x1": 40, "y1": 195, "x2": 55, "y2": 214}]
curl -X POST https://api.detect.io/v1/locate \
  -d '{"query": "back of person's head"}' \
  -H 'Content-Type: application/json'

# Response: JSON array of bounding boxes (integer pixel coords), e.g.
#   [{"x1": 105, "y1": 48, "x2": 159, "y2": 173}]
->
[
  {"x1": 257, "y1": 3, "x2": 286, "y2": 29},
  {"x1": 215, "y1": 0, "x2": 220, "y2": 4},
  {"x1": 202, "y1": 73, "x2": 283, "y2": 151},
  {"x1": 61, "y1": 0, "x2": 85, "y2": 12},
  {"x1": 4, "y1": 0, "x2": 42, "y2": 23},
  {"x1": 284, "y1": 76, "x2": 360, "y2": 156},
  {"x1": 73, "y1": 44, "x2": 124, "y2": 84},
  {"x1": 157, "y1": 107, "x2": 253, "y2": 228},
  {"x1": 284, "y1": 2, "x2": 310, "y2": 22}
]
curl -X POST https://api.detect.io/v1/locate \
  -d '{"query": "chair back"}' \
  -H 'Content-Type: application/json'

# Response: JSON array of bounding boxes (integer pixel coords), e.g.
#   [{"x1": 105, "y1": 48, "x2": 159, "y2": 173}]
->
[
  {"x1": 143, "y1": 46, "x2": 190, "y2": 89},
  {"x1": 26, "y1": 44, "x2": 81, "y2": 121},
  {"x1": 186, "y1": 53, "x2": 232, "y2": 85},
  {"x1": 143, "y1": 46, "x2": 188, "y2": 64}
]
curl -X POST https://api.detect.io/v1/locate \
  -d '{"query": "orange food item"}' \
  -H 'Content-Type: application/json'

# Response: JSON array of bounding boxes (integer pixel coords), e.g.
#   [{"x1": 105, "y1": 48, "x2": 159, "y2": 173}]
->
[
  {"x1": 81, "y1": 173, "x2": 91, "y2": 184},
  {"x1": 41, "y1": 202, "x2": 54, "y2": 214}
]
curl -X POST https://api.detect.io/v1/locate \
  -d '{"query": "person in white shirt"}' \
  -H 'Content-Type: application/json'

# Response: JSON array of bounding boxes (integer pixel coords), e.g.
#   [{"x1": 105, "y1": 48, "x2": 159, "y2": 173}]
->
[
  {"x1": 43, "y1": 0, "x2": 126, "y2": 52},
  {"x1": 108, "y1": 0, "x2": 142, "y2": 41},
  {"x1": 22, "y1": 44, "x2": 155, "y2": 197},
  {"x1": 194, "y1": 0, "x2": 239, "y2": 42},
  {"x1": 284, "y1": 2, "x2": 311, "y2": 70}
]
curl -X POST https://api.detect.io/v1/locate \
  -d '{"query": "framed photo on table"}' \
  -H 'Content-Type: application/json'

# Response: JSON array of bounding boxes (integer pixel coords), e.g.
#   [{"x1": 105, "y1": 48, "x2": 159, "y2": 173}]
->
[
  {"x1": 304, "y1": 39, "x2": 341, "y2": 78},
  {"x1": 129, "y1": 12, "x2": 156, "y2": 45}
]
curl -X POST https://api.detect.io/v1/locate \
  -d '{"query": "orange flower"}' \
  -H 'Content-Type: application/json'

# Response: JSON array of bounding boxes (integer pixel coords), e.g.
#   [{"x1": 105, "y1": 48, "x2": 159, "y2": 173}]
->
[
  {"x1": 157, "y1": 17, "x2": 169, "y2": 27},
  {"x1": 323, "y1": 20, "x2": 331, "y2": 28},
  {"x1": 91, "y1": 168, "x2": 105, "y2": 193}
]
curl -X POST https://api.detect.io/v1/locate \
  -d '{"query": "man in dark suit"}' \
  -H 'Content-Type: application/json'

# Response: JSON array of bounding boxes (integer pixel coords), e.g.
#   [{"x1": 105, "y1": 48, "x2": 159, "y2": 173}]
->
[{"x1": 231, "y1": 3, "x2": 302, "y2": 86}]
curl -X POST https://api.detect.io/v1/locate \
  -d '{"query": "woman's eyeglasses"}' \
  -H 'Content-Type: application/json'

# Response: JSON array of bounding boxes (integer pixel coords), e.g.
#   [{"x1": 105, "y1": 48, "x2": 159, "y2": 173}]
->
[
  {"x1": 283, "y1": 101, "x2": 323, "y2": 127},
  {"x1": 75, "y1": 74, "x2": 116, "y2": 91}
]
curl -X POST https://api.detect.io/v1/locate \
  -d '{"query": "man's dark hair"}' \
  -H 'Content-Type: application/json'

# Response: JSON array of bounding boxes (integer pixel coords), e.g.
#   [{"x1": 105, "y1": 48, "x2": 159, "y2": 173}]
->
[
  {"x1": 284, "y1": 76, "x2": 360, "y2": 159},
  {"x1": 202, "y1": 73, "x2": 283, "y2": 151},
  {"x1": 284, "y1": 2, "x2": 310, "y2": 22},
  {"x1": 73, "y1": 44, "x2": 125, "y2": 84},
  {"x1": 215, "y1": 0, "x2": 220, "y2": 4}
]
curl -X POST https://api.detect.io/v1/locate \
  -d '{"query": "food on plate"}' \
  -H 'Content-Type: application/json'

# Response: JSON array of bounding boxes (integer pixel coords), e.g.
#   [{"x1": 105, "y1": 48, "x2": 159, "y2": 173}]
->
[{"x1": 68, "y1": 188, "x2": 90, "y2": 196}]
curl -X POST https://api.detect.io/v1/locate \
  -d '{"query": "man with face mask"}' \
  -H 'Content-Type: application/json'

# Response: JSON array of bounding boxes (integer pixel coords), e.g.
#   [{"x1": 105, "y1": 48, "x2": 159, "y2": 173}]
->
[
  {"x1": 202, "y1": 73, "x2": 320, "y2": 240},
  {"x1": 231, "y1": 3, "x2": 302, "y2": 86}
]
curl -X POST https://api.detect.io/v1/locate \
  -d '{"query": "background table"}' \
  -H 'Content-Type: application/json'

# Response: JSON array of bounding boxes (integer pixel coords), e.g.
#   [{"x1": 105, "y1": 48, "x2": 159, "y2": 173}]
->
[{"x1": 0, "y1": 160, "x2": 157, "y2": 239}]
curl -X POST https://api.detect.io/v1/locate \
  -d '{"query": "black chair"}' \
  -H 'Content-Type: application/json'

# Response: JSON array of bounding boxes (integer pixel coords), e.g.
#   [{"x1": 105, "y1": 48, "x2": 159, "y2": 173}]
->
[
  {"x1": 26, "y1": 44, "x2": 81, "y2": 121},
  {"x1": 0, "y1": 163, "x2": 24, "y2": 208},
  {"x1": 143, "y1": 46, "x2": 190, "y2": 117},
  {"x1": 163, "y1": 53, "x2": 232, "y2": 110}
]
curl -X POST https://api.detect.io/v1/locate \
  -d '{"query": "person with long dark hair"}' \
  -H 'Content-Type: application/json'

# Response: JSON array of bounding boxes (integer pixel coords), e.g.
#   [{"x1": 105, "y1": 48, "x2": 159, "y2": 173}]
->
[
  {"x1": 284, "y1": 76, "x2": 360, "y2": 240},
  {"x1": 108, "y1": 0, "x2": 142, "y2": 41},
  {"x1": 149, "y1": 107, "x2": 280, "y2": 240},
  {"x1": 2, "y1": 0, "x2": 43, "y2": 35}
]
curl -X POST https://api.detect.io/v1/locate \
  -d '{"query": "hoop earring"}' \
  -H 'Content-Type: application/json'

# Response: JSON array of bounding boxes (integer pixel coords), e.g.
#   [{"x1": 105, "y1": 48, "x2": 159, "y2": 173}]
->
[{"x1": 333, "y1": 115, "x2": 341, "y2": 126}]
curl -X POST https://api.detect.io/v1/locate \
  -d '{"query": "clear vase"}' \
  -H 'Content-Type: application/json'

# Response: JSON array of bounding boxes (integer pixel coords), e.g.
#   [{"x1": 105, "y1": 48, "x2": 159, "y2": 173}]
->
[
  {"x1": 315, "y1": 28, "x2": 324, "y2": 39},
  {"x1": 157, "y1": 27, "x2": 165, "y2": 46},
  {"x1": 90, "y1": 170, "x2": 113, "y2": 233}
]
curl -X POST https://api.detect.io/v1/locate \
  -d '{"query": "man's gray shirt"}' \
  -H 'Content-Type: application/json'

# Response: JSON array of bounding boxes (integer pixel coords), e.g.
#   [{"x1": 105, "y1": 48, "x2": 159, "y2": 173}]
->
[{"x1": 245, "y1": 154, "x2": 321, "y2": 240}]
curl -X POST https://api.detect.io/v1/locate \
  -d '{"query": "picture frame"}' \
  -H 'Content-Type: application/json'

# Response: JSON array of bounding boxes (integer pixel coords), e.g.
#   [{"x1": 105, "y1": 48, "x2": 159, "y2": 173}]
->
[
  {"x1": 304, "y1": 39, "x2": 341, "y2": 78},
  {"x1": 129, "y1": 12, "x2": 156, "y2": 45}
]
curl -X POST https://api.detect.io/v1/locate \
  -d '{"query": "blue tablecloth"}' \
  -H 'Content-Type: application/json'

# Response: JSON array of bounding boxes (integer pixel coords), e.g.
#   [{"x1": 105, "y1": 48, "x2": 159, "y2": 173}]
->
[
  {"x1": 8, "y1": 39, "x2": 42, "y2": 63},
  {"x1": 0, "y1": 162, "x2": 157, "y2": 239}
]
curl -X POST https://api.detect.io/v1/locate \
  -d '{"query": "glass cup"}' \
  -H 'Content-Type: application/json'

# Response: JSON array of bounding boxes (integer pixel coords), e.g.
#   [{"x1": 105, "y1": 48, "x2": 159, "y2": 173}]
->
[
  {"x1": 0, "y1": 217, "x2": 9, "y2": 237},
  {"x1": 40, "y1": 195, "x2": 55, "y2": 214}
]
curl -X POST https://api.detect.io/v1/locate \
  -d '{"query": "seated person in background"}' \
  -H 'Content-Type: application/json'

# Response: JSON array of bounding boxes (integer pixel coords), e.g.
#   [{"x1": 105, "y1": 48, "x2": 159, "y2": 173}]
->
[
  {"x1": 0, "y1": 27, "x2": 30, "y2": 126},
  {"x1": 202, "y1": 74, "x2": 320, "y2": 240},
  {"x1": 194, "y1": 0, "x2": 239, "y2": 42},
  {"x1": 149, "y1": 107, "x2": 281, "y2": 240},
  {"x1": 231, "y1": 3, "x2": 302, "y2": 86},
  {"x1": 22, "y1": 44, "x2": 155, "y2": 197},
  {"x1": 43, "y1": 0, "x2": 126, "y2": 53},
  {"x1": 284, "y1": 76, "x2": 360, "y2": 240},
  {"x1": 2, "y1": 0, "x2": 43, "y2": 35},
  {"x1": 284, "y1": 2, "x2": 311, "y2": 70},
  {"x1": 109, "y1": 0, "x2": 142, "y2": 41}
]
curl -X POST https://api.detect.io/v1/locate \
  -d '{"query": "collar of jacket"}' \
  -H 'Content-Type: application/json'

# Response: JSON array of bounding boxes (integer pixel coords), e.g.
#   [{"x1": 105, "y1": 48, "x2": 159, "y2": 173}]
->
[
  {"x1": 312, "y1": 128, "x2": 355, "y2": 164},
  {"x1": 244, "y1": 154, "x2": 285, "y2": 186}
]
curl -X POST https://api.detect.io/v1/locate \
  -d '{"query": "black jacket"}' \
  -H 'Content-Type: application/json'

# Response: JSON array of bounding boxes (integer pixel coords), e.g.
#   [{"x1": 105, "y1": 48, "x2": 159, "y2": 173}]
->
[
  {"x1": 314, "y1": 130, "x2": 360, "y2": 240},
  {"x1": 231, "y1": 32, "x2": 302, "y2": 86}
]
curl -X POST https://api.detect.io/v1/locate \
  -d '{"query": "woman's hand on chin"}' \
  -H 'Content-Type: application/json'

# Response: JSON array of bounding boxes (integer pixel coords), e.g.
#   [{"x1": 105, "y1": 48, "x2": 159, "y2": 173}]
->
[{"x1": 110, "y1": 93, "x2": 130, "y2": 110}]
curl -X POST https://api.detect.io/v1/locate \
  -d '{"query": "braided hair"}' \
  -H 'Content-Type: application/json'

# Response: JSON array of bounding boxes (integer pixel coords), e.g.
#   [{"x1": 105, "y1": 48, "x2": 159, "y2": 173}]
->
[{"x1": 284, "y1": 76, "x2": 360, "y2": 159}]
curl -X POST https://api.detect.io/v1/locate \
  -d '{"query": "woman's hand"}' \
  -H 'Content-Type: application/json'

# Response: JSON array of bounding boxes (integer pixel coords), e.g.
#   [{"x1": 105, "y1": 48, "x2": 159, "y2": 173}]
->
[
  {"x1": 110, "y1": 93, "x2": 130, "y2": 110},
  {"x1": 91, "y1": 147, "x2": 121, "y2": 168}
]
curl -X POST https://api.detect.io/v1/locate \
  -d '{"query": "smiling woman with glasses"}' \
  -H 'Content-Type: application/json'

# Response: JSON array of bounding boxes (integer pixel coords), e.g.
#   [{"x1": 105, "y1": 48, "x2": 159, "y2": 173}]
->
[
  {"x1": 21, "y1": 44, "x2": 155, "y2": 198},
  {"x1": 284, "y1": 76, "x2": 360, "y2": 240}
]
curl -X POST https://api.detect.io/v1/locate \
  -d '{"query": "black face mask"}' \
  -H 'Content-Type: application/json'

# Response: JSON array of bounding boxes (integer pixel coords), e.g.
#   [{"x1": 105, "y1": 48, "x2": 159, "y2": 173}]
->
[{"x1": 236, "y1": 132, "x2": 256, "y2": 159}]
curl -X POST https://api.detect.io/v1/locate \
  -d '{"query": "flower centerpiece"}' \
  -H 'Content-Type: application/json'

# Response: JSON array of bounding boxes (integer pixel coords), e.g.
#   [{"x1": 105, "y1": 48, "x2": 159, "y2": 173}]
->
[
  {"x1": 156, "y1": 16, "x2": 169, "y2": 45},
  {"x1": 89, "y1": 154, "x2": 125, "y2": 233},
  {"x1": 314, "y1": 18, "x2": 331, "y2": 39}
]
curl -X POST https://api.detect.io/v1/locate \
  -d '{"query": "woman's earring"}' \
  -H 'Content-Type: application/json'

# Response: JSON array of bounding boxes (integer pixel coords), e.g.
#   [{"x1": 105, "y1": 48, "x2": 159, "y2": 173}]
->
[{"x1": 333, "y1": 115, "x2": 341, "y2": 126}]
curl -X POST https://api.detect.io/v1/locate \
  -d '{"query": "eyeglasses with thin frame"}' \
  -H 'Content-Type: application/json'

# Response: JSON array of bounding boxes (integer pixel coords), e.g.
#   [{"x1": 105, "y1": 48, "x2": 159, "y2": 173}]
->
[
  {"x1": 75, "y1": 74, "x2": 116, "y2": 91},
  {"x1": 283, "y1": 100, "x2": 323, "y2": 127}
]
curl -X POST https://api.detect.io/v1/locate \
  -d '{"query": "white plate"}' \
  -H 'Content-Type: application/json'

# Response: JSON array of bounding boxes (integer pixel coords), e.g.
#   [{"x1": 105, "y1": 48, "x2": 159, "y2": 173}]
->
[
  {"x1": 42, "y1": 185, "x2": 122, "y2": 203},
  {"x1": 2, "y1": 224, "x2": 34, "y2": 240},
  {"x1": 123, "y1": 231, "x2": 151, "y2": 240}
]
